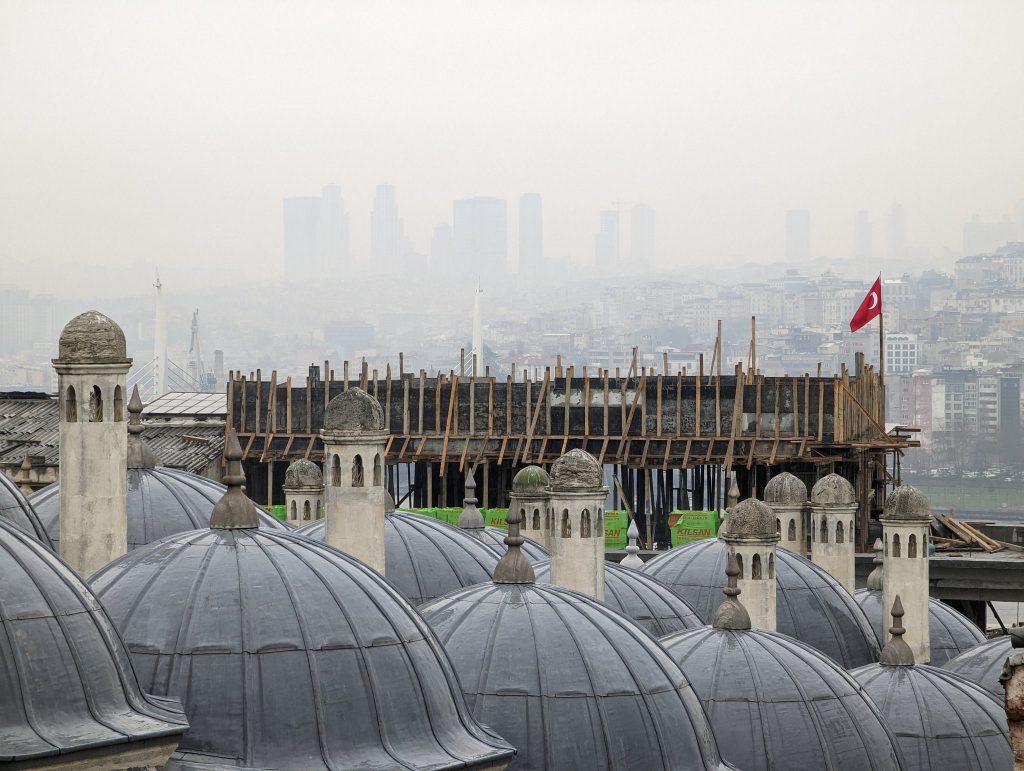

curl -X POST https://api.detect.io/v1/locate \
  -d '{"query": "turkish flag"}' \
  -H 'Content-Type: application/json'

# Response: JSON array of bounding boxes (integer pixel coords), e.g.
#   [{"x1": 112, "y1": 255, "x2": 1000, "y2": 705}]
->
[{"x1": 850, "y1": 276, "x2": 882, "y2": 332}]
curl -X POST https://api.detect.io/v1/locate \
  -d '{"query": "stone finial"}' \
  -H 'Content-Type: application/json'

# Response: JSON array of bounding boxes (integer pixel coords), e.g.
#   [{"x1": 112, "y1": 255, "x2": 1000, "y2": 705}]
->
[
  {"x1": 811, "y1": 473, "x2": 856, "y2": 506},
  {"x1": 620, "y1": 519, "x2": 643, "y2": 569},
  {"x1": 713, "y1": 552, "x2": 751, "y2": 631},
  {"x1": 722, "y1": 498, "x2": 778, "y2": 541},
  {"x1": 493, "y1": 492, "x2": 536, "y2": 584},
  {"x1": 385, "y1": 489, "x2": 396, "y2": 514},
  {"x1": 764, "y1": 471, "x2": 808, "y2": 505},
  {"x1": 55, "y1": 310, "x2": 129, "y2": 364},
  {"x1": 210, "y1": 429, "x2": 258, "y2": 529},
  {"x1": 727, "y1": 473, "x2": 741, "y2": 510},
  {"x1": 457, "y1": 469, "x2": 485, "y2": 529},
  {"x1": 866, "y1": 538, "x2": 884, "y2": 591},
  {"x1": 879, "y1": 596, "x2": 915, "y2": 666},
  {"x1": 323, "y1": 387, "x2": 385, "y2": 434},
  {"x1": 126, "y1": 385, "x2": 158, "y2": 470},
  {"x1": 882, "y1": 485, "x2": 932, "y2": 523},
  {"x1": 283, "y1": 459, "x2": 323, "y2": 489},
  {"x1": 549, "y1": 449, "x2": 603, "y2": 492},
  {"x1": 512, "y1": 465, "x2": 550, "y2": 496}
]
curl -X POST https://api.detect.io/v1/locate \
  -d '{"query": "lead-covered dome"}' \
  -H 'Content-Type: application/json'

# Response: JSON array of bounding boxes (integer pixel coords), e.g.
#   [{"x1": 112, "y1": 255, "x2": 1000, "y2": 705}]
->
[
  {"x1": 855, "y1": 589, "x2": 986, "y2": 667},
  {"x1": 91, "y1": 527, "x2": 515, "y2": 770},
  {"x1": 511, "y1": 464, "x2": 550, "y2": 495},
  {"x1": 0, "y1": 517, "x2": 187, "y2": 765},
  {"x1": 662, "y1": 626, "x2": 900, "y2": 770},
  {"x1": 323, "y1": 387, "x2": 385, "y2": 433},
  {"x1": 549, "y1": 448, "x2": 603, "y2": 491},
  {"x1": 944, "y1": 635, "x2": 1013, "y2": 699},
  {"x1": 811, "y1": 472, "x2": 856, "y2": 506},
  {"x1": 643, "y1": 538, "x2": 880, "y2": 667},
  {"x1": 29, "y1": 468, "x2": 287, "y2": 557},
  {"x1": 764, "y1": 471, "x2": 808, "y2": 505},
  {"x1": 56, "y1": 309, "x2": 129, "y2": 363},
  {"x1": 283, "y1": 458, "x2": 323, "y2": 488},
  {"x1": 0, "y1": 468, "x2": 53, "y2": 550},
  {"x1": 296, "y1": 511, "x2": 499, "y2": 606},
  {"x1": 534, "y1": 557, "x2": 702, "y2": 637},
  {"x1": 852, "y1": 661, "x2": 1010, "y2": 769},
  {"x1": 421, "y1": 580, "x2": 729, "y2": 770}
]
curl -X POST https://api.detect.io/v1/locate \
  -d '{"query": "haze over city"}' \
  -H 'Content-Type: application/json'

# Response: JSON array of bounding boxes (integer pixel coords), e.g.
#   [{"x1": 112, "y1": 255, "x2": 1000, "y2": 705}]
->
[{"x1": 3, "y1": 1, "x2": 1024, "y2": 298}]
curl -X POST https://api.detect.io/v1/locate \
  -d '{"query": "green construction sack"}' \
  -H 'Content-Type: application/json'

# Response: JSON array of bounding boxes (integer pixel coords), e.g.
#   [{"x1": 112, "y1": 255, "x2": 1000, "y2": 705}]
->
[
  {"x1": 604, "y1": 509, "x2": 629, "y2": 549},
  {"x1": 670, "y1": 510, "x2": 719, "y2": 547},
  {"x1": 484, "y1": 508, "x2": 509, "y2": 530}
]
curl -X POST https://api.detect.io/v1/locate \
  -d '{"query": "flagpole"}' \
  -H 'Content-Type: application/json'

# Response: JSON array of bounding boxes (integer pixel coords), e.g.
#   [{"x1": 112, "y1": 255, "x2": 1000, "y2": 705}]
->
[{"x1": 878, "y1": 273, "x2": 884, "y2": 383}]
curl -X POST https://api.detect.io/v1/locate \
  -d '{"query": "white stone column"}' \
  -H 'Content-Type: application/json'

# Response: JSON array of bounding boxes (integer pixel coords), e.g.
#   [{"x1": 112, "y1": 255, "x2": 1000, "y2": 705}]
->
[
  {"x1": 510, "y1": 465, "x2": 551, "y2": 550},
  {"x1": 722, "y1": 498, "x2": 780, "y2": 631},
  {"x1": 52, "y1": 311, "x2": 132, "y2": 577},
  {"x1": 283, "y1": 459, "x2": 324, "y2": 525},
  {"x1": 764, "y1": 471, "x2": 808, "y2": 555},
  {"x1": 881, "y1": 484, "x2": 932, "y2": 664},
  {"x1": 321, "y1": 388, "x2": 388, "y2": 572},
  {"x1": 809, "y1": 473, "x2": 857, "y2": 594},
  {"x1": 547, "y1": 449, "x2": 607, "y2": 600}
]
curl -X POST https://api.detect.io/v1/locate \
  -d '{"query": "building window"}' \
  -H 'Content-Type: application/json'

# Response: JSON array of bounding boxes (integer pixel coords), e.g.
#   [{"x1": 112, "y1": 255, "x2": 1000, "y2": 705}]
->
[
  {"x1": 561, "y1": 509, "x2": 571, "y2": 538},
  {"x1": 581, "y1": 509, "x2": 591, "y2": 538},
  {"x1": 352, "y1": 454, "x2": 364, "y2": 487},
  {"x1": 65, "y1": 386, "x2": 77, "y2": 422},
  {"x1": 752, "y1": 553, "x2": 762, "y2": 579},
  {"x1": 88, "y1": 385, "x2": 103, "y2": 422},
  {"x1": 892, "y1": 533, "x2": 901, "y2": 558}
]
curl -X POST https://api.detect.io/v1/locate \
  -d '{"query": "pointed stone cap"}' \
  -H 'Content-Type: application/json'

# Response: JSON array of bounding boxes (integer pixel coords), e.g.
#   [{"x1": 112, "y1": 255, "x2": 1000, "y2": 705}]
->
[
  {"x1": 727, "y1": 473, "x2": 741, "y2": 509},
  {"x1": 866, "y1": 538, "x2": 884, "y2": 591},
  {"x1": 764, "y1": 472, "x2": 808, "y2": 506},
  {"x1": 126, "y1": 385, "x2": 159, "y2": 470},
  {"x1": 713, "y1": 552, "x2": 751, "y2": 630},
  {"x1": 620, "y1": 519, "x2": 644, "y2": 569},
  {"x1": 512, "y1": 465, "x2": 550, "y2": 496},
  {"x1": 323, "y1": 387, "x2": 385, "y2": 434},
  {"x1": 879, "y1": 595, "x2": 915, "y2": 666},
  {"x1": 493, "y1": 494, "x2": 535, "y2": 584},
  {"x1": 549, "y1": 449, "x2": 604, "y2": 492},
  {"x1": 385, "y1": 489, "x2": 396, "y2": 514},
  {"x1": 722, "y1": 498, "x2": 778, "y2": 541},
  {"x1": 811, "y1": 473, "x2": 856, "y2": 506},
  {"x1": 210, "y1": 429, "x2": 258, "y2": 529},
  {"x1": 457, "y1": 469, "x2": 484, "y2": 529},
  {"x1": 55, "y1": 310, "x2": 129, "y2": 364},
  {"x1": 882, "y1": 484, "x2": 932, "y2": 523}
]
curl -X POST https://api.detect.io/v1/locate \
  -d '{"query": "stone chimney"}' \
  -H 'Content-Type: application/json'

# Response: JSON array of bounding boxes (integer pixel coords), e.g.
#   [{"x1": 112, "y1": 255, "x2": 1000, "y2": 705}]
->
[
  {"x1": 283, "y1": 459, "x2": 324, "y2": 525},
  {"x1": 547, "y1": 449, "x2": 607, "y2": 600},
  {"x1": 509, "y1": 465, "x2": 551, "y2": 549},
  {"x1": 721, "y1": 498, "x2": 780, "y2": 631},
  {"x1": 881, "y1": 485, "x2": 932, "y2": 663},
  {"x1": 764, "y1": 471, "x2": 808, "y2": 555},
  {"x1": 809, "y1": 473, "x2": 857, "y2": 593}
]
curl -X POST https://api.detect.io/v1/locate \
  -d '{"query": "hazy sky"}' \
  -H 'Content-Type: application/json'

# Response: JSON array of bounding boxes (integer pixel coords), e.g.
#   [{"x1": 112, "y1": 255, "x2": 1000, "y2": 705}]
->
[{"x1": 2, "y1": 1, "x2": 1023, "y2": 291}]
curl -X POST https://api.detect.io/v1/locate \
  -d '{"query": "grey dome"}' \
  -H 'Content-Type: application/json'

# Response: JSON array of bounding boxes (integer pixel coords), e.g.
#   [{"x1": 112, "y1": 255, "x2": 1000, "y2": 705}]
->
[
  {"x1": 723, "y1": 498, "x2": 776, "y2": 539},
  {"x1": 511, "y1": 464, "x2": 550, "y2": 495},
  {"x1": 0, "y1": 517, "x2": 186, "y2": 764},
  {"x1": 852, "y1": 663, "x2": 1011, "y2": 770},
  {"x1": 534, "y1": 557, "x2": 702, "y2": 637},
  {"x1": 471, "y1": 525, "x2": 549, "y2": 562},
  {"x1": 883, "y1": 484, "x2": 932, "y2": 522},
  {"x1": 323, "y1": 387, "x2": 385, "y2": 433},
  {"x1": 549, "y1": 448, "x2": 603, "y2": 491},
  {"x1": 662, "y1": 625, "x2": 900, "y2": 771},
  {"x1": 91, "y1": 527, "x2": 514, "y2": 770},
  {"x1": 29, "y1": 468, "x2": 288, "y2": 556},
  {"x1": 811, "y1": 472, "x2": 856, "y2": 505},
  {"x1": 56, "y1": 309, "x2": 128, "y2": 363},
  {"x1": 764, "y1": 471, "x2": 808, "y2": 505},
  {"x1": 643, "y1": 538, "x2": 880, "y2": 667},
  {"x1": 944, "y1": 635, "x2": 1013, "y2": 699},
  {"x1": 0, "y1": 469, "x2": 54, "y2": 550},
  {"x1": 421, "y1": 581, "x2": 730, "y2": 770},
  {"x1": 296, "y1": 511, "x2": 499, "y2": 606},
  {"x1": 284, "y1": 458, "x2": 323, "y2": 488},
  {"x1": 855, "y1": 589, "x2": 986, "y2": 667}
]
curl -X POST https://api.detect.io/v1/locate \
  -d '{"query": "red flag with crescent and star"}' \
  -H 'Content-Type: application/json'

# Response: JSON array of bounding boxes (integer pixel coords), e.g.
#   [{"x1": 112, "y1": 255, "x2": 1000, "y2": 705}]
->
[{"x1": 850, "y1": 275, "x2": 882, "y2": 333}]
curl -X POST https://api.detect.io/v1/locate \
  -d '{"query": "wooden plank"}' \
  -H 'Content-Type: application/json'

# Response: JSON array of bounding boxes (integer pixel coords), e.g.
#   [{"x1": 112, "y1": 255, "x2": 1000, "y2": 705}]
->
[
  {"x1": 803, "y1": 375, "x2": 810, "y2": 437},
  {"x1": 488, "y1": 377, "x2": 494, "y2": 434},
  {"x1": 418, "y1": 371, "x2": 425, "y2": 434},
  {"x1": 662, "y1": 438, "x2": 672, "y2": 470},
  {"x1": 469, "y1": 373, "x2": 476, "y2": 436},
  {"x1": 439, "y1": 375, "x2": 459, "y2": 476},
  {"x1": 385, "y1": 364, "x2": 392, "y2": 431},
  {"x1": 506, "y1": 375, "x2": 513, "y2": 436},
  {"x1": 597, "y1": 437, "x2": 610, "y2": 465},
  {"x1": 285, "y1": 376, "x2": 293, "y2": 433},
  {"x1": 497, "y1": 435, "x2": 510, "y2": 465},
  {"x1": 384, "y1": 435, "x2": 395, "y2": 456},
  {"x1": 458, "y1": 437, "x2": 470, "y2": 471},
  {"x1": 402, "y1": 375, "x2": 410, "y2": 434},
  {"x1": 584, "y1": 369, "x2": 591, "y2": 436},
  {"x1": 682, "y1": 438, "x2": 692, "y2": 468},
  {"x1": 563, "y1": 367, "x2": 571, "y2": 438},
  {"x1": 675, "y1": 370, "x2": 682, "y2": 437},
  {"x1": 754, "y1": 375, "x2": 762, "y2": 437},
  {"x1": 818, "y1": 380, "x2": 825, "y2": 441},
  {"x1": 745, "y1": 437, "x2": 756, "y2": 469},
  {"x1": 397, "y1": 436, "x2": 411, "y2": 459},
  {"x1": 769, "y1": 437, "x2": 779, "y2": 465},
  {"x1": 521, "y1": 369, "x2": 550, "y2": 463},
  {"x1": 603, "y1": 371, "x2": 610, "y2": 435},
  {"x1": 791, "y1": 376, "x2": 799, "y2": 438},
  {"x1": 414, "y1": 436, "x2": 427, "y2": 458},
  {"x1": 656, "y1": 374, "x2": 663, "y2": 436}
]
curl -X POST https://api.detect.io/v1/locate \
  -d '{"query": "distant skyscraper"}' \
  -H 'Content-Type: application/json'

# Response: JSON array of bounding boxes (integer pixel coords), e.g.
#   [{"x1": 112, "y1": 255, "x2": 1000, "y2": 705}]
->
[
  {"x1": 518, "y1": 193, "x2": 543, "y2": 273},
  {"x1": 595, "y1": 210, "x2": 620, "y2": 267},
  {"x1": 283, "y1": 197, "x2": 321, "y2": 272},
  {"x1": 785, "y1": 210, "x2": 810, "y2": 261},
  {"x1": 283, "y1": 186, "x2": 350, "y2": 276},
  {"x1": 371, "y1": 183, "x2": 407, "y2": 268},
  {"x1": 453, "y1": 197, "x2": 508, "y2": 274},
  {"x1": 853, "y1": 210, "x2": 872, "y2": 260},
  {"x1": 886, "y1": 204, "x2": 905, "y2": 260},
  {"x1": 317, "y1": 184, "x2": 350, "y2": 276},
  {"x1": 630, "y1": 204, "x2": 655, "y2": 270},
  {"x1": 431, "y1": 223, "x2": 454, "y2": 271},
  {"x1": 963, "y1": 215, "x2": 1017, "y2": 256}
]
